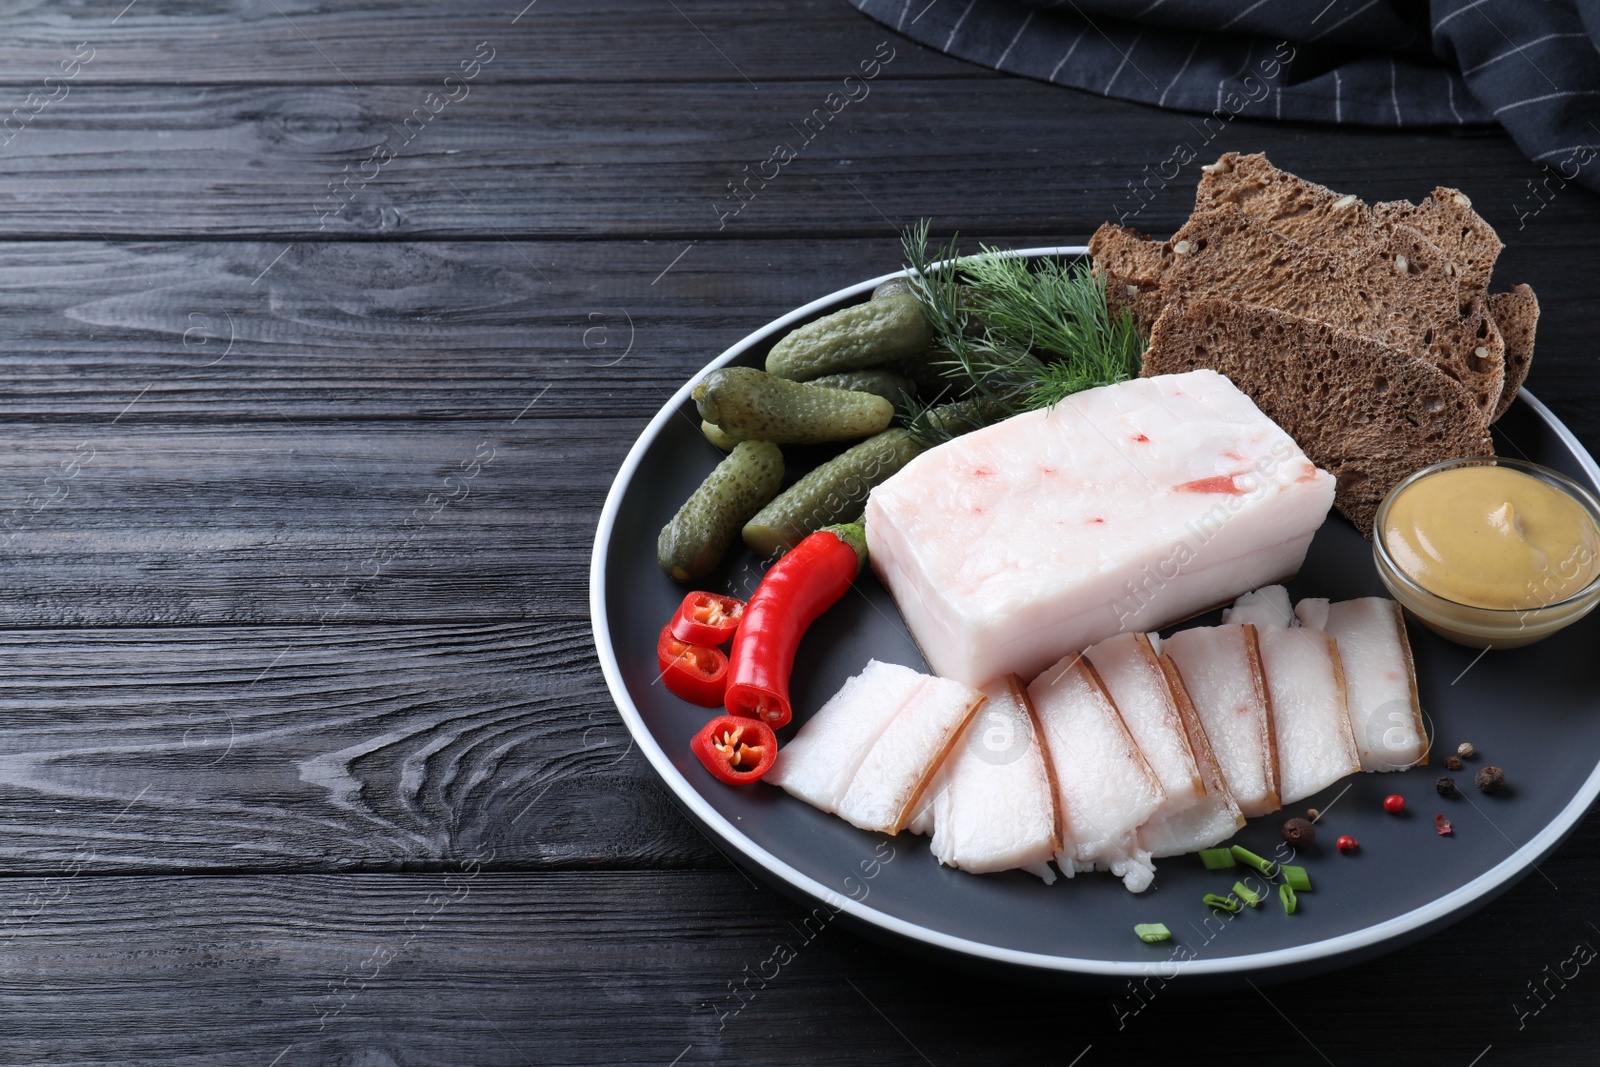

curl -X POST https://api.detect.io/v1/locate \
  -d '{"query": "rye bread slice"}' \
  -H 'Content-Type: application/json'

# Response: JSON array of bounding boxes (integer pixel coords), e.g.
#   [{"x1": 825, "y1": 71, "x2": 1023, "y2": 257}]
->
[
  {"x1": 1141, "y1": 298, "x2": 1494, "y2": 537},
  {"x1": 1488, "y1": 284, "x2": 1540, "y2": 421},
  {"x1": 1373, "y1": 188, "x2": 1503, "y2": 293},
  {"x1": 1195, "y1": 152, "x2": 1381, "y2": 246},
  {"x1": 1088, "y1": 230, "x2": 1164, "y2": 331},
  {"x1": 1103, "y1": 271, "x2": 1167, "y2": 333},
  {"x1": 1156, "y1": 203, "x2": 1506, "y2": 414},
  {"x1": 1197, "y1": 155, "x2": 1504, "y2": 293},
  {"x1": 1090, "y1": 224, "x2": 1170, "y2": 330},
  {"x1": 1089, "y1": 222, "x2": 1168, "y2": 282}
]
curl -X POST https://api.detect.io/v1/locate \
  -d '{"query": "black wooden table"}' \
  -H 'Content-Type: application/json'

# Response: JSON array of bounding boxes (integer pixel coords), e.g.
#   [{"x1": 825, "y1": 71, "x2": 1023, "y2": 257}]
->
[{"x1": 2, "y1": 2, "x2": 1597, "y2": 1063}]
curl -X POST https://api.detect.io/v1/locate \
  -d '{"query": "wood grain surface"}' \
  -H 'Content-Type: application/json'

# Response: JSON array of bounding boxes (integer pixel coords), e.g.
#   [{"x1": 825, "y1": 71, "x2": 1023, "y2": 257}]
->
[
  {"x1": 0, "y1": 0, "x2": 974, "y2": 85},
  {"x1": 0, "y1": 82, "x2": 1561, "y2": 239},
  {"x1": 0, "y1": 864, "x2": 1595, "y2": 1065},
  {"x1": 0, "y1": 0, "x2": 1595, "y2": 1063}
]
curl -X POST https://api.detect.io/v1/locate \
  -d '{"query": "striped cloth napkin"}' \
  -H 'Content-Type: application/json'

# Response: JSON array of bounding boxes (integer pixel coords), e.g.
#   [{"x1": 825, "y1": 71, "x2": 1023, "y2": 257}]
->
[{"x1": 849, "y1": 0, "x2": 1600, "y2": 194}]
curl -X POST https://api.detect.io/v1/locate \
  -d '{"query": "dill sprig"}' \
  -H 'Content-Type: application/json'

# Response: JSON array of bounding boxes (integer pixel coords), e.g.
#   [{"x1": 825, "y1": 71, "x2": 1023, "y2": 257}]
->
[
  {"x1": 959, "y1": 252, "x2": 1145, "y2": 408},
  {"x1": 897, "y1": 221, "x2": 1146, "y2": 444}
]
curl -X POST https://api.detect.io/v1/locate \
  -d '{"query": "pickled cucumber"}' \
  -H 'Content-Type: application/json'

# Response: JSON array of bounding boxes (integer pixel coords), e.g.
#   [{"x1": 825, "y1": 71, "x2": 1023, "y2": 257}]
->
[
  {"x1": 658, "y1": 440, "x2": 784, "y2": 581},
  {"x1": 764, "y1": 293, "x2": 933, "y2": 381},
  {"x1": 693, "y1": 366, "x2": 893, "y2": 444},
  {"x1": 808, "y1": 369, "x2": 916, "y2": 413},
  {"x1": 742, "y1": 428, "x2": 924, "y2": 558},
  {"x1": 700, "y1": 420, "x2": 739, "y2": 451},
  {"x1": 916, "y1": 395, "x2": 1010, "y2": 440},
  {"x1": 893, "y1": 347, "x2": 961, "y2": 401},
  {"x1": 871, "y1": 277, "x2": 913, "y2": 300}
]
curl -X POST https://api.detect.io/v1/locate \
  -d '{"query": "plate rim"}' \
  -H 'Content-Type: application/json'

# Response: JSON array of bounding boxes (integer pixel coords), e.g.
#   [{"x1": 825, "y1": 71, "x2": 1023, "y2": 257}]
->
[{"x1": 589, "y1": 246, "x2": 1600, "y2": 977}]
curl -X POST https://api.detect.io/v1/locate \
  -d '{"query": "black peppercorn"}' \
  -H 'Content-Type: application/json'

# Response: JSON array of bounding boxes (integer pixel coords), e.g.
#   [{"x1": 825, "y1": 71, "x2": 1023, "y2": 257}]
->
[
  {"x1": 1435, "y1": 775, "x2": 1455, "y2": 796},
  {"x1": 1445, "y1": 756, "x2": 1463, "y2": 771},
  {"x1": 1476, "y1": 765, "x2": 1506, "y2": 794},
  {"x1": 1281, "y1": 817, "x2": 1316, "y2": 847}
]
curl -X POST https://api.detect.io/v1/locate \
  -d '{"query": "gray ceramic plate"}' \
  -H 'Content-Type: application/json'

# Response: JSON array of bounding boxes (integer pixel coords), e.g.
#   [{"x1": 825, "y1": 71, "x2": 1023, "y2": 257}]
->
[{"x1": 591, "y1": 248, "x2": 1600, "y2": 984}]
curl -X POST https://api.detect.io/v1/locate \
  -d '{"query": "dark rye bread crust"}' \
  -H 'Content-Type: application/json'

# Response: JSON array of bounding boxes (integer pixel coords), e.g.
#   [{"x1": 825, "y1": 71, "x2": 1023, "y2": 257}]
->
[
  {"x1": 1196, "y1": 151, "x2": 1383, "y2": 247},
  {"x1": 1094, "y1": 203, "x2": 1508, "y2": 414},
  {"x1": 1373, "y1": 188, "x2": 1504, "y2": 294},
  {"x1": 1088, "y1": 222, "x2": 1165, "y2": 283},
  {"x1": 1197, "y1": 154, "x2": 1504, "y2": 292},
  {"x1": 1141, "y1": 299, "x2": 1494, "y2": 537},
  {"x1": 1158, "y1": 203, "x2": 1507, "y2": 414},
  {"x1": 1489, "y1": 284, "x2": 1540, "y2": 421},
  {"x1": 1089, "y1": 223, "x2": 1169, "y2": 329},
  {"x1": 1094, "y1": 153, "x2": 1537, "y2": 423},
  {"x1": 1104, "y1": 274, "x2": 1165, "y2": 333}
]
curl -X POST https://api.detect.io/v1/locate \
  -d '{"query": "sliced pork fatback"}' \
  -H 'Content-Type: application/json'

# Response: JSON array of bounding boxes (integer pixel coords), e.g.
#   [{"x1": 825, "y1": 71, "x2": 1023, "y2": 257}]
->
[
  {"x1": 1028, "y1": 654, "x2": 1165, "y2": 892},
  {"x1": 1140, "y1": 651, "x2": 1245, "y2": 856},
  {"x1": 834, "y1": 674, "x2": 985, "y2": 834},
  {"x1": 1084, "y1": 632, "x2": 1204, "y2": 814},
  {"x1": 1222, "y1": 585, "x2": 1294, "y2": 629},
  {"x1": 865, "y1": 370, "x2": 1336, "y2": 687},
  {"x1": 766, "y1": 660, "x2": 925, "y2": 813},
  {"x1": 1159, "y1": 623, "x2": 1280, "y2": 818},
  {"x1": 1296, "y1": 597, "x2": 1426, "y2": 771},
  {"x1": 911, "y1": 676, "x2": 1059, "y2": 881},
  {"x1": 1254, "y1": 625, "x2": 1361, "y2": 803}
]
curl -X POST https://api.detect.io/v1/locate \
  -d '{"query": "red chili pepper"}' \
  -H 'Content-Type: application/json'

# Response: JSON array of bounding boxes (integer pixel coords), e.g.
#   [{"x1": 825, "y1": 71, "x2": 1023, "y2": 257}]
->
[
  {"x1": 669, "y1": 591, "x2": 746, "y2": 647},
  {"x1": 657, "y1": 624, "x2": 729, "y2": 707},
  {"x1": 725, "y1": 523, "x2": 868, "y2": 729},
  {"x1": 691, "y1": 715, "x2": 778, "y2": 785}
]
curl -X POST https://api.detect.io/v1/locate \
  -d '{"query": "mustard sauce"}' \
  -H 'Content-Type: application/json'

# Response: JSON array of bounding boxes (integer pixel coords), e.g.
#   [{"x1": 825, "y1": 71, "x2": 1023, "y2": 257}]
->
[{"x1": 1382, "y1": 465, "x2": 1600, "y2": 609}]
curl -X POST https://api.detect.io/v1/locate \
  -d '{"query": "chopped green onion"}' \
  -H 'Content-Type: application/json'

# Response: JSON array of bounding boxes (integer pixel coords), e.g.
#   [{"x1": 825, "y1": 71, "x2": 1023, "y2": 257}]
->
[
  {"x1": 1230, "y1": 845, "x2": 1280, "y2": 879},
  {"x1": 1199, "y1": 848, "x2": 1237, "y2": 870},
  {"x1": 1280, "y1": 883, "x2": 1298, "y2": 915},
  {"x1": 1203, "y1": 892, "x2": 1241, "y2": 913},
  {"x1": 1282, "y1": 865, "x2": 1312, "y2": 892},
  {"x1": 1233, "y1": 881, "x2": 1263, "y2": 908},
  {"x1": 1134, "y1": 923, "x2": 1171, "y2": 943}
]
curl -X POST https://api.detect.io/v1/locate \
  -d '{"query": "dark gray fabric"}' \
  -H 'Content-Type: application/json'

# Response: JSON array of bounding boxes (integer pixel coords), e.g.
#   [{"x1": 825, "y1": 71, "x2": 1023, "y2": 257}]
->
[{"x1": 849, "y1": 0, "x2": 1600, "y2": 191}]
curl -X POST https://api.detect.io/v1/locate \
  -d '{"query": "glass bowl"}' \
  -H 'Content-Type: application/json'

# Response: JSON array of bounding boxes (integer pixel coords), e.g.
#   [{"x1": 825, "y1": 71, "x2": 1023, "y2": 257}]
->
[{"x1": 1372, "y1": 456, "x2": 1600, "y2": 649}]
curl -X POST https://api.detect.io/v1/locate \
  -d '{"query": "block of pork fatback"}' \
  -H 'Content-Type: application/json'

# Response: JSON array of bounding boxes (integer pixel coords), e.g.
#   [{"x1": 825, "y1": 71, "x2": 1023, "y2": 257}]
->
[{"x1": 864, "y1": 370, "x2": 1336, "y2": 687}]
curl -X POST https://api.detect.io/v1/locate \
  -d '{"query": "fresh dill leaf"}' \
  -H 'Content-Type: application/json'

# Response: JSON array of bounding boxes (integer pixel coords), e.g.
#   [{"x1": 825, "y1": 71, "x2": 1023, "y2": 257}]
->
[
  {"x1": 899, "y1": 223, "x2": 1041, "y2": 413},
  {"x1": 896, "y1": 223, "x2": 1146, "y2": 432},
  {"x1": 898, "y1": 222, "x2": 989, "y2": 399},
  {"x1": 900, "y1": 221, "x2": 968, "y2": 351}
]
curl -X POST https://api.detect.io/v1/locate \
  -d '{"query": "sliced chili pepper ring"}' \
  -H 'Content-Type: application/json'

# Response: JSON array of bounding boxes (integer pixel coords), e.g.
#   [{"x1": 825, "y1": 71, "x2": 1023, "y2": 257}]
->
[
  {"x1": 691, "y1": 715, "x2": 778, "y2": 785},
  {"x1": 657, "y1": 624, "x2": 730, "y2": 708},
  {"x1": 669, "y1": 591, "x2": 746, "y2": 646}
]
